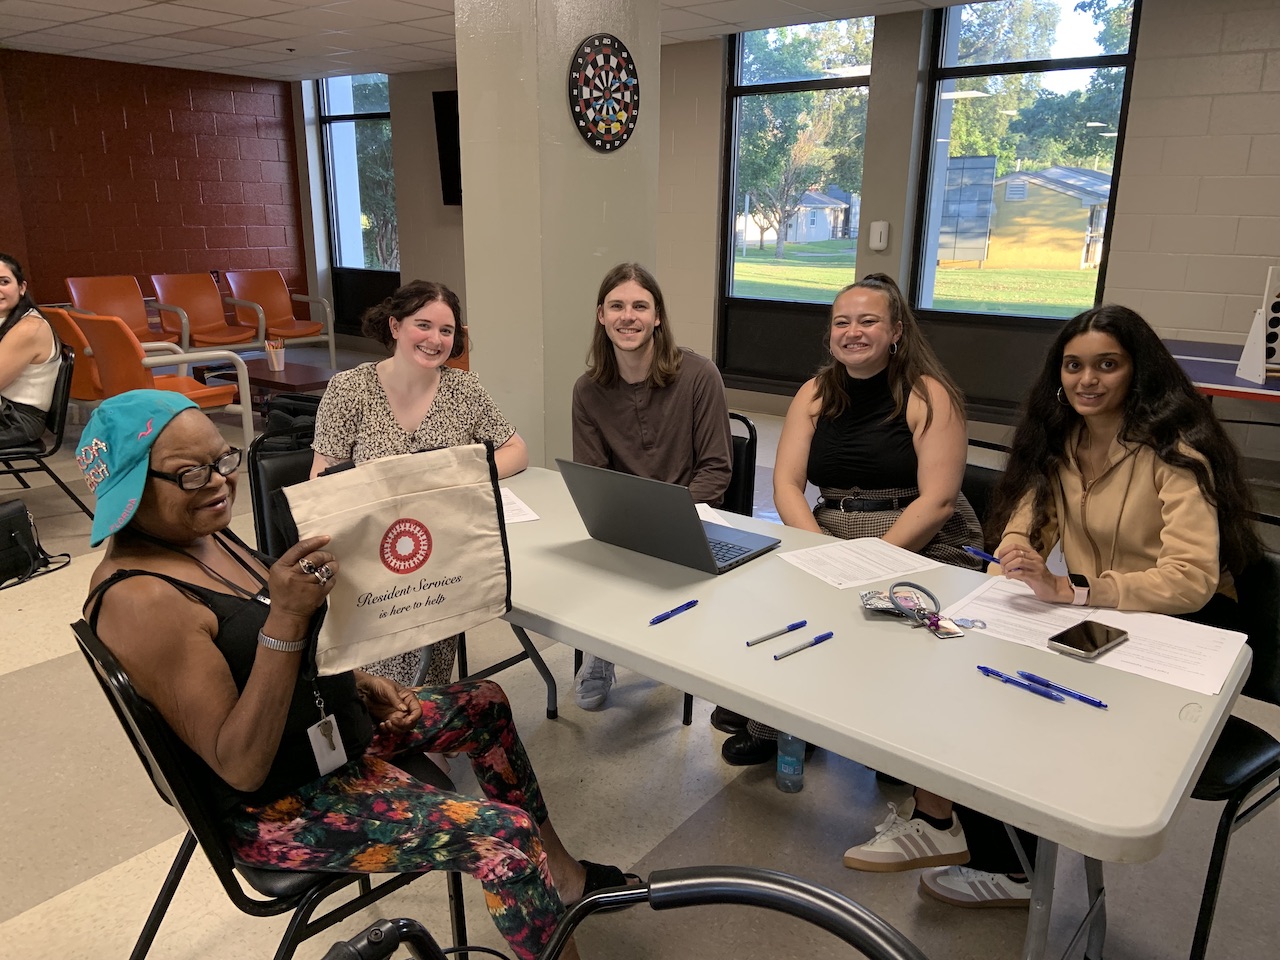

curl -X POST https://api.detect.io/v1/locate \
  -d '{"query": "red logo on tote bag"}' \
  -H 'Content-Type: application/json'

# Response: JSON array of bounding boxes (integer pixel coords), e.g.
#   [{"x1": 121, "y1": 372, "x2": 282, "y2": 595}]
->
[{"x1": 380, "y1": 519, "x2": 433, "y2": 573}]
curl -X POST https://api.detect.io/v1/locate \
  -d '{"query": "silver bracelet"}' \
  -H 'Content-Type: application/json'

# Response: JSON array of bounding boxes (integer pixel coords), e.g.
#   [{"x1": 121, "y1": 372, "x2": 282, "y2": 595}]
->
[{"x1": 257, "y1": 629, "x2": 307, "y2": 653}]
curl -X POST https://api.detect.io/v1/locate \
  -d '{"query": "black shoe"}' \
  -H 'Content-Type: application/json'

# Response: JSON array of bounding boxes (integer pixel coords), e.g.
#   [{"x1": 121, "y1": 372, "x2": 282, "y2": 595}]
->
[
  {"x1": 722, "y1": 732, "x2": 777, "y2": 766},
  {"x1": 710, "y1": 706, "x2": 749, "y2": 734}
]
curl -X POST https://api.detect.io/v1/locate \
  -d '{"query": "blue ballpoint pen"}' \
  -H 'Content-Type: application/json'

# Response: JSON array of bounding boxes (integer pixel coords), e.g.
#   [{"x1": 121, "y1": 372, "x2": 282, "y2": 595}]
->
[
  {"x1": 1017, "y1": 671, "x2": 1108, "y2": 709},
  {"x1": 649, "y1": 599, "x2": 699, "y2": 625},
  {"x1": 977, "y1": 665, "x2": 1065, "y2": 702},
  {"x1": 774, "y1": 631, "x2": 833, "y2": 660},
  {"x1": 963, "y1": 545, "x2": 1001, "y2": 566},
  {"x1": 746, "y1": 620, "x2": 807, "y2": 647}
]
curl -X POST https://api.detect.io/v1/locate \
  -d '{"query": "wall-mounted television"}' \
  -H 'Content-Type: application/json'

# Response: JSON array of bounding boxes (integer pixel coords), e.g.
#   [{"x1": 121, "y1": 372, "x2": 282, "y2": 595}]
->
[{"x1": 432, "y1": 90, "x2": 462, "y2": 206}]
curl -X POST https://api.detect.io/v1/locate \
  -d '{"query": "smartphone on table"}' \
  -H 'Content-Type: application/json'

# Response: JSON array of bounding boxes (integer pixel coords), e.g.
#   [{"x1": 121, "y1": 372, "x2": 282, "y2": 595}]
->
[{"x1": 1048, "y1": 620, "x2": 1129, "y2": 659}]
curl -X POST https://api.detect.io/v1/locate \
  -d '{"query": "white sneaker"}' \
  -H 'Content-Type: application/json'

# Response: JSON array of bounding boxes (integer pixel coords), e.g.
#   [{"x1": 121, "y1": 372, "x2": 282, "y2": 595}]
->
[
  {"x1": 842, "y1": 800, "x2": 969, "y2": 872},
  {"x1": 574, "y1": 654, "x2": 615, "y2": 709},
  {"x1": 919, "y1": 866, "x2": 1031, "y2": 909}
]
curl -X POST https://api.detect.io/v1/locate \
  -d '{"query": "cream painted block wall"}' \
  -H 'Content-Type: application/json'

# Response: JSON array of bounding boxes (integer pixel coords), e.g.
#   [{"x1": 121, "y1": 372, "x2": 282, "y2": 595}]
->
[
  {"x1": 1106, "y1": 0, "x2": 1280, "y2": 345},
  {"x1": 389, "y1": 69, "x2": 467, "y2": 315},
  {"x1": 1105, "y1": 0, "x2": 1280, "y2": 457},
  {"x1": 656, "y1": 39, "x2": 725, "y2": 360}
]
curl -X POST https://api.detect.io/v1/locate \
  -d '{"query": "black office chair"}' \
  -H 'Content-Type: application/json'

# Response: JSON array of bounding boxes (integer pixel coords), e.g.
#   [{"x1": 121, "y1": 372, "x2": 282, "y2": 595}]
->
[
  {"x1": 245, "y1": 428, "x2": 559, "y2": 713},
  {"x1": 721, "y1": 412, "x2": 759, "y2": 517},
  {"x1": 1186, "y1": 551, "x2": 1280, "y2": 960},
  {"x1": 960, "y1": 461, "x2": 1002, "y2": 531},
  {"x1": 0, "y1": 344, "x2": 93, "y2": 518},
  {"x1": 72, "y1": 618, "x2": 467, "y2": 960}
]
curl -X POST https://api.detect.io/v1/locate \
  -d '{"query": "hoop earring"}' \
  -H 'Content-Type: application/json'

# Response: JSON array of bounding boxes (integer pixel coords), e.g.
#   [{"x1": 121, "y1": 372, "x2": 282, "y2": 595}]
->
[
  {"x1": 889, "y1": 342, "x2": 898, "y2": 356},
  {"x1": 1057, "y1": 387, "x2": 1069, "y2": 406}
]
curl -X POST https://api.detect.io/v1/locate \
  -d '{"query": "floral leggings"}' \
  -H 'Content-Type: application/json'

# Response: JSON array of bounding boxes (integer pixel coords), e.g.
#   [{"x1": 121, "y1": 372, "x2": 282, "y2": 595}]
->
[{"x1": 224, "y1": 680, "x2": 561, "y2": 960}]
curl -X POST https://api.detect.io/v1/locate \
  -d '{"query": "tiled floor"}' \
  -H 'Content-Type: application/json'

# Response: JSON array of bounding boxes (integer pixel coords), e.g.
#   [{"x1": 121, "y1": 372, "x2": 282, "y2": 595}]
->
[{"x1": 3, "y1": 347, "x2": 1279, "y2": 959}]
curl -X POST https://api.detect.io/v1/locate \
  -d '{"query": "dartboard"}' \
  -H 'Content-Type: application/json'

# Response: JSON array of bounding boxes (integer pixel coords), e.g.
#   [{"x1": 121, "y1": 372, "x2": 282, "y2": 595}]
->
[{"x1": 568, "y1": 34, "x2": 640, "y2": 153}]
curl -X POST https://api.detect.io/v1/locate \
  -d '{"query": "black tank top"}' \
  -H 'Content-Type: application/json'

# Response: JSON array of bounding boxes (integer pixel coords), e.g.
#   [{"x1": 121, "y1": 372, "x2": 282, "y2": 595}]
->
[
  {"x1": 807, "y1": 368, "x2": 918, "y2": 490},
  {"x1": 86, "y1": 533, "x2": 373, "y2": 815}
]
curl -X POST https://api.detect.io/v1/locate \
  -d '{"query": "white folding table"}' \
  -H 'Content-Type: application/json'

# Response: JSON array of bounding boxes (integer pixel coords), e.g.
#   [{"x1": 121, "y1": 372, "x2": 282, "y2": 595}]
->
[{"x1": 501, "y1": 468, "x2": 1250, "y2": 960}]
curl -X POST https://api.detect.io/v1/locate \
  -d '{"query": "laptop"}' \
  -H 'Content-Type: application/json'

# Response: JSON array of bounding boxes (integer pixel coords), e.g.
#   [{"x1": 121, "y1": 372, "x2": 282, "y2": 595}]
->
[{"x1": 556, "y1": 459, "x2": 781, "y2": 575}]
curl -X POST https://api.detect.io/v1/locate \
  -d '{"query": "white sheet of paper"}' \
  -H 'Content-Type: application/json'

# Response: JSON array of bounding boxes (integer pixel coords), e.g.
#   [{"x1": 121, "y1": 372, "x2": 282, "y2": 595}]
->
[
  {"x1": 696, "y1": 502, "x2": 729, "y2": 525},
  {"x1": 944, "y1": 577, "x2": 1247, "y2": 696},
  {"x1": 778, "y1": 537, "x2": 942, "y2": 589},
  {"x1": 500, "y1": 487, "x2": 539, "y2": 523},
  {"x1": 943, "y1": 577, "x2": 1093, "y2": 648},
  {"x1": 1088, "y1": 610, "x2": 1247, "y2": 697}
]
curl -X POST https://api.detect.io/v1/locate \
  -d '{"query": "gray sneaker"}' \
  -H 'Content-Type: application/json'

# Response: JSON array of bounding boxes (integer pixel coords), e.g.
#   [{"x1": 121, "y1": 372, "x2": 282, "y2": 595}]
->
[{"x1": 575, "y1": 654, "x2": 616, "y2": 709}]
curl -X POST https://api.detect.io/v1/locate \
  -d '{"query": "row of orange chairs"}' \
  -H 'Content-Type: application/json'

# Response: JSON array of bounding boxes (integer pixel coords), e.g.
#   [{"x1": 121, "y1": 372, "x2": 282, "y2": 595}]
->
[
  {"x1": 43, "y1": 305, "x2": 256, "y2": 448},
  {"x1": 64, "y1": 270, "x2": 336, "y2": 369}
]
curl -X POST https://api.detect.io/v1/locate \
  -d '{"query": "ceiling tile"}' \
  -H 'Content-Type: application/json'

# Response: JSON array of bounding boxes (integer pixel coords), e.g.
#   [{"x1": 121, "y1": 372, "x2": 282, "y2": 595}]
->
[
  {"x1": 689, "y1": 0, "x2": 815, "y2": 23},
  {"x1": 266, "y1": 7, "x2": 379, "y2": 30},
  {"x1": 123, "y1": 34, "x2": 225, "y2": 53},
  {"x1": 74, "y1": 14, "x2": 194, "y2": 34},
  {"x1": 0, "y1": 1, "x2": 97, "y2": 22},
  {"x1": 357, "y1": 22, "x2": 451, "y2": 44},
  {"x1": 41, "y1": 22, "x2": 152, "y2": 42},
  {"x1": 211, "y1": 19, "x2": 313, "y2": 40},
  {"x1": 660, "y1": 8, "x2": 733, "y2": 32},
  {"x1": 403, "y1": 14, "x2": 454, "y2": 36},
  {"x1": 171, "y1": 0, "x2": 298, "y2": 14},
  {"x1": 48, "y1": 0, "x2": 153, "y2": 10},
  {"x1": 330, "y1": 0, "x2": 447, "y2": 23},
  {"x1": 10, "y1": 34, "x2": 108, "y2": 51},
  {"x1": 0, "y1": 16, "x2": 67, "y2": 34},
  {"x1": 122, "y1": 4, "x2": 242, "y2": 27},
  {"x1": 662, "y1": 25, "x2": 735, "y2": 42}
]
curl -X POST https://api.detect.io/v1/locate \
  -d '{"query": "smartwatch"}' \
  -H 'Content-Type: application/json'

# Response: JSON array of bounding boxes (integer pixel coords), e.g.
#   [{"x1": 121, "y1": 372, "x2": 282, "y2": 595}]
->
[{"x1": 1068, "y1": 572, "x2": 1090, "y2": 606}]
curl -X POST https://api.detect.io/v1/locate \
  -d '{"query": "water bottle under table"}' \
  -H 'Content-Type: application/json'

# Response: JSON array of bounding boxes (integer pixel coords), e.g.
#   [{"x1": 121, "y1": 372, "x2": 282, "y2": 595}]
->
[{"x1": 776, "y1": 731, "x2": 805, "y2": 792}]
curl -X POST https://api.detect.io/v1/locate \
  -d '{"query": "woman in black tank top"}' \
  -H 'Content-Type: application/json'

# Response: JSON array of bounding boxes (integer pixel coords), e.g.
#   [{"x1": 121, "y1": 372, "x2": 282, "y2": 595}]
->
[
  {"x1": 78, "y1": 391, "x2": 624, "y2": 960},
  {"x1": 722, "y1": 275, "x2": 981, "y2": 769}
]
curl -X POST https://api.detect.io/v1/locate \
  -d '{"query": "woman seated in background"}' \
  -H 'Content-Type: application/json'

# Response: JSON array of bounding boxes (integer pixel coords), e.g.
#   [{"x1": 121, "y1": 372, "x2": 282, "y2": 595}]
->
[
  {"x1": 844, "y1": 303, "x2": 1262, "y2": 910},
  {"x1": 310, "y1": 280, "x2": 528, "y2": 688},
  {"x1": 721, "y1": 273, "x2": 982, "y2": 766},
  {"x1": 81, "y1": 390, "x2": 625, "y2": 960},
  {"x1": 0, "y1": 253, "x2": 61, "y2": 446}
]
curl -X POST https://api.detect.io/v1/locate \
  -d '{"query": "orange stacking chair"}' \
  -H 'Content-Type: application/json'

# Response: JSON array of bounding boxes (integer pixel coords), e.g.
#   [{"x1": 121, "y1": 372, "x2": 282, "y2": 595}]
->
[
  {"x1": 66, "y1": 275, "x2": 180, "y2": 347},
  {"x1": 42, "y1": 306, "x2": 106, "y2": 404},
  {"x1": 224, "y1": 270, "x2": 337, "y2": 369},
  {"x1": 71, "y1": 311, "x2": 255, "y2": 448},
  {"x1": 150, "y1": 273, "x2": 263, "y2": 349}
]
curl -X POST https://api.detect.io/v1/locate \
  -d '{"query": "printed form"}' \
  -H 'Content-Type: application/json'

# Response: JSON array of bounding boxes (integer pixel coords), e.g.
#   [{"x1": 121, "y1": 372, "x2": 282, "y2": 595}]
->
[
  {"x1": 944, "y1": 578, "x2": 1246, "y2": 696},
  {"x1": 779, "y1": 537, "x2": 942, "y2": 589}
]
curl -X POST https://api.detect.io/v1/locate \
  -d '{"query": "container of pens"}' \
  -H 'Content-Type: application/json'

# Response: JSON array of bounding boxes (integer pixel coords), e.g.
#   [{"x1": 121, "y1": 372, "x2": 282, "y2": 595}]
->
[{"x1": 265, "y1": 338, "x2": 286, "y2": 371}]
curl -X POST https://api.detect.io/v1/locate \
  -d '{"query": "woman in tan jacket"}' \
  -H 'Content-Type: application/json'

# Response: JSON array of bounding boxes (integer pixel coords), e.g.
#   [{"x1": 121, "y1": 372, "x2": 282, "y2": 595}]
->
[{"x1": 843, "y1": 304, "x2": 1263, "y2": 909}]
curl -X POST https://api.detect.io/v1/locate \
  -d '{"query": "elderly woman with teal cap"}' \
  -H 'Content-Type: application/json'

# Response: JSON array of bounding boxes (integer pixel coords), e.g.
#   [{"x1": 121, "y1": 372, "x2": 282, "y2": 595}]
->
[{"x1": 78, "y1": 389, "x2": 631, "y2": 960}]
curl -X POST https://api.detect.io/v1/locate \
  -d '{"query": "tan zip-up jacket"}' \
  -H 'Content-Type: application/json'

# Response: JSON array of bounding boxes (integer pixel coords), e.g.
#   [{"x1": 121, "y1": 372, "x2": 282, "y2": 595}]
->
[{"x1": 995, "y1": 432, "x2": 1221, "y2": 613}]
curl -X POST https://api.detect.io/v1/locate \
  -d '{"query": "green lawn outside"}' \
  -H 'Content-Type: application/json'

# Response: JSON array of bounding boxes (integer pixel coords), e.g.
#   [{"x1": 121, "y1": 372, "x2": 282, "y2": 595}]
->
[{"x1": 730, "y1": 241, "x2": 1096, "y2": 318}]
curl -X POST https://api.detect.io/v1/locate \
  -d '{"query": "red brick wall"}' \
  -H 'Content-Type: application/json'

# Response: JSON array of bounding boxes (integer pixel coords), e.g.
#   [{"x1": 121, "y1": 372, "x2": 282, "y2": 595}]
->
[{"x1": 0, "y1": 51, "x2": 305, "y2": 305}]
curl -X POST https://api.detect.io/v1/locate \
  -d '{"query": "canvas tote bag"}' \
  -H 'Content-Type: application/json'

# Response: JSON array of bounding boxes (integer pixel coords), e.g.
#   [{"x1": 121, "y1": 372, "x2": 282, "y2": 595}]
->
[{"x1": 280, "y1": 443, "x2": 511, "y2": 676}]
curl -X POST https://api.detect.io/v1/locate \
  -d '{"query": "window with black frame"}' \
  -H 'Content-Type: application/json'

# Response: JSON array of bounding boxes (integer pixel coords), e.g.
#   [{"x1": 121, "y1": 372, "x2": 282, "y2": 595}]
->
[
  {"x1": 319, "y1": 74, "x2": 399, "y2": 272},
  {"x1": 719, "y1": 20, "x2": 874, "y2": 389},
  {"x1": 725, "y1": 20, "x2": 873, "y2": 305},
  {"x1": 915, "y1": 0, "x2": 1137, "y2": 321}
]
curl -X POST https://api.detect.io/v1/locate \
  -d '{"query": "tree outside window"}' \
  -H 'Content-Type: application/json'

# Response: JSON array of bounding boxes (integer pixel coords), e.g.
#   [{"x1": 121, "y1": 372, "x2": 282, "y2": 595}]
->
[
  {"x1": 727, "y1": 20, "x2": 873, "y2": 305},
  {"x1": 320, "y1": 74, "x2": 399, "y2": 271}
]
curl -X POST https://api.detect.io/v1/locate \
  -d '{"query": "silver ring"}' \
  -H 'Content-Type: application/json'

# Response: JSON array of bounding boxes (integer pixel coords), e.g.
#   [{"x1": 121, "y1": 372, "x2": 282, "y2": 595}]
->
[
  {"x1": 299, "y1": 558, "x2": 317, "y2": 575},
  {"x1": 317, "y1": 564, "x2": 333, "y2": 582}
]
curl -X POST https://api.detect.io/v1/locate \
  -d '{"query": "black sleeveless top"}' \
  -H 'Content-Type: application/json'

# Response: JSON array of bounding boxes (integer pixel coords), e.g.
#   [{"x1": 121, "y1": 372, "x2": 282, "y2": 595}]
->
[
  {"x1": 807, "y1": 368, "x2": 918, "y2": 490},
  {"x1": 86, "y1": 531, "x2": 374, "y2": 815}
]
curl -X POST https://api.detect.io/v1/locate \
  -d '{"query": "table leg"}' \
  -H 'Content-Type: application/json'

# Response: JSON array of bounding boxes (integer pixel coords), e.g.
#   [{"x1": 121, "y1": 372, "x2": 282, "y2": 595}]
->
[
  {"x1": 1083, "y1": 857, "x2": 1107, "y2": 960},
  {"x1": 1021, "y1": 839, "x2": 1057, "y2": 960},
  {"x1": 510, "y1": 625, "x2": 559, "y2": 719}
]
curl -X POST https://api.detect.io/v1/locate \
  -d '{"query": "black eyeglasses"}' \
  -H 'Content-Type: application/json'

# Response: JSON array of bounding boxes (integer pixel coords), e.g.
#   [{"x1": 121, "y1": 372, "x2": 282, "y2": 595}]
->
[{"x1": 148, "y1": 448, "x2": 242, "y2": 491}]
